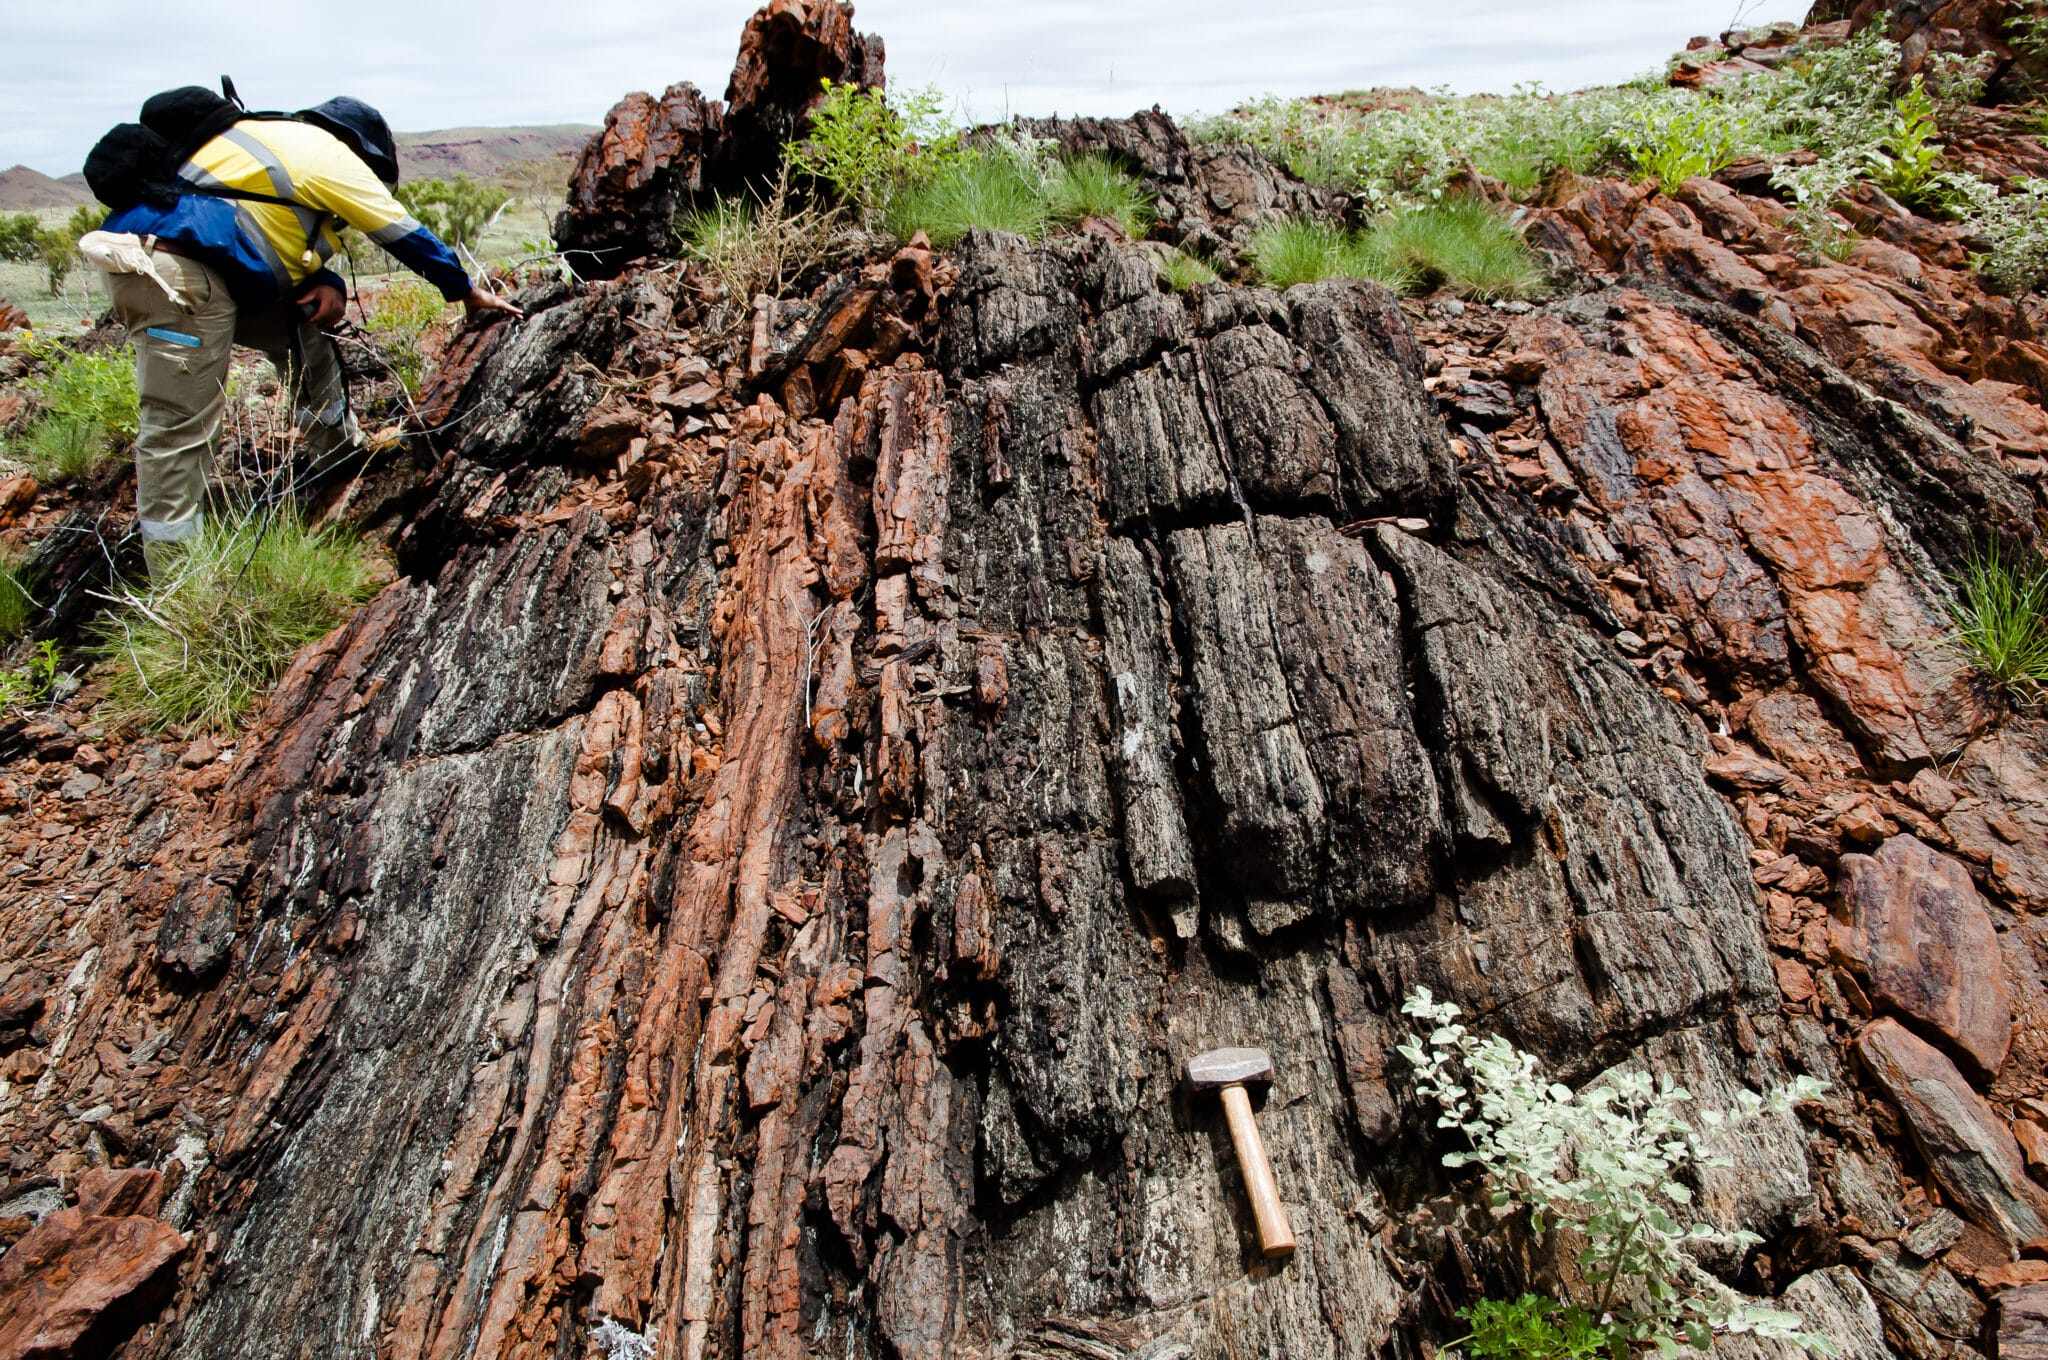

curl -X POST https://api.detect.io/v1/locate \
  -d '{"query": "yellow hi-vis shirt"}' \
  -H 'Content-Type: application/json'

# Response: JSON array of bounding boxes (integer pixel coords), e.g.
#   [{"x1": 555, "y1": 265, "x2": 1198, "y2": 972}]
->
[{"x1": 181, "y1": 119, "x2": 471, "y2": 299}]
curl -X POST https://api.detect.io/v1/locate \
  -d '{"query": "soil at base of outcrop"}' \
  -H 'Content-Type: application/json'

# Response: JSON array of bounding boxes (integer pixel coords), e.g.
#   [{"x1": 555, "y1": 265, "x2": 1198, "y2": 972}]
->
[{"x1": 6, "y1": 4, "x2": 2048, "y2": 1360}]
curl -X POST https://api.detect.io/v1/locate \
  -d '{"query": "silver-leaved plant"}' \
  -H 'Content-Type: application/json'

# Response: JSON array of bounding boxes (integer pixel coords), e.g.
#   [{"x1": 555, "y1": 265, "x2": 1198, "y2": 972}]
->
[{"x1": 1398, "y1": 989, "x2": 1836, "y2": 1357}]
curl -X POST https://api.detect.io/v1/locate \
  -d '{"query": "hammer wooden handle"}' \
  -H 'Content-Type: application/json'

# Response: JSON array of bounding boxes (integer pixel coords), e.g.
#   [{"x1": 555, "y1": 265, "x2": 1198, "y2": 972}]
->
[{"x1": 1219, "y1": 1083, "x2": 1296, "y2": 1258}]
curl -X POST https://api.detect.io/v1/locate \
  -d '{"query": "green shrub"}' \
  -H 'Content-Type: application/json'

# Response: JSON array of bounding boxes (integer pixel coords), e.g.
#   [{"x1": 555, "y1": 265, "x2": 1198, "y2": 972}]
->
[
  {"x1": 2011, "y1": 3, "x2": 2048, "y2": 62},
  {"x1": 1361, "y1": 198, "x2": 1544, "y2": 300},
  {"x1": 1456, "y1": 1296, "x2": 1607, "y2": 1360},
  {"x1": 360, "y1": 278, "x2": 446, "y2": 395},
  {"x1": 31, "y1": 345, "x2": 139, "y2": 443},
  {"x1": 1864, "y1": 77, "x2": 1944, "y2": 203},
  {"x1": 1400, "y1": 990, "x2": 1833, "y2": 1355},
  {"x1": 97, "y1": 508, "x2": 381, "y2": 730},
  {"x1": 394, "y1": 175, "x2": 509, "y2": 251},
  {"x1": 1625, "y1": 99, "x2": 1750, "y2": 193},
  {"x1": 883, "y1": 152, "x2": 1048, "y2": 248},
  {"x1": 1045, "y1": 154, "x2": 1152, "y2": 238},
  {"x1": 3, "y1": 345, "x2": 140, "y2": 483},
  {"x1": 1773, "y1": 157, "x2": 1861, "y2": 262},
  {"x1": 1190, "y1": 24, "x2": 1923, "y2": 213},
  {"x1": 0, "y1": 212, "x2": 40, "y2": 264},
  {"x1": 27, "y1": 205, "x2": 109, "y2": 297},
  {"x1": 1155, "y1": 247, "x2": 1219, "y2": 290},
  {"x1": 1946, "y1": 540, "x2": 2048, "y2": 703},
  {"x1": 0, "y1": 640, "x2": 61, "y2": 713},
  {"x1": 1957, "y1": 177, "x2": 2048, "y2": 293},
  {"x1": 790, "y1": 79, "x2": 963, "y2": 216}
]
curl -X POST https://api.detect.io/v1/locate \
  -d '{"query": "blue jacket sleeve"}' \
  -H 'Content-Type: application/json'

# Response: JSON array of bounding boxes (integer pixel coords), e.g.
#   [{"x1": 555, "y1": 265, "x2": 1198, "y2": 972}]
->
[
  {"x1": 299, "y1": 267, "x2": 348, "y2": 298},
  {"x1": 380, "y1": 225, "x2": 472, "y2": 302}
]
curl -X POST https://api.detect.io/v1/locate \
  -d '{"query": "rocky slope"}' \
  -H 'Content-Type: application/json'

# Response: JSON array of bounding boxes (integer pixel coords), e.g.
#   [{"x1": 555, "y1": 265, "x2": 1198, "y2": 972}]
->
[{"x1": 3, "y1": 3, "x2": 2048, "y2": 1359}]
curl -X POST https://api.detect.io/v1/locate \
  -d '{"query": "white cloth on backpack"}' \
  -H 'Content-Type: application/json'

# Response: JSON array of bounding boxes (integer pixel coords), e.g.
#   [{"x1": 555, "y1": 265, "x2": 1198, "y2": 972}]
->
[{"x1": 77, "y1": 230, "x2": 180, "y2": 302}]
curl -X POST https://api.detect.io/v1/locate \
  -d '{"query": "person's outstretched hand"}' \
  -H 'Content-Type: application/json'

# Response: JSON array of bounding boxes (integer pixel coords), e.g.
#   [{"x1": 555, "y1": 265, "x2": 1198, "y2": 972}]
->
[
  {"x1": 463, "y1": 285, "x2": 524, "y2": 320},
  {"x1": 301, "y1": 282, "x2": 346, "y2": 328}
]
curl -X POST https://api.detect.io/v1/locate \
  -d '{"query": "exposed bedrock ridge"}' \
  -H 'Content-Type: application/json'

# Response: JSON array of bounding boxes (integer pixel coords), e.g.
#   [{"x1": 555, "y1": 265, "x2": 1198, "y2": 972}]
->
[{"x1": 98, "y1": 225, "x2": 1841, "y2": 1360}]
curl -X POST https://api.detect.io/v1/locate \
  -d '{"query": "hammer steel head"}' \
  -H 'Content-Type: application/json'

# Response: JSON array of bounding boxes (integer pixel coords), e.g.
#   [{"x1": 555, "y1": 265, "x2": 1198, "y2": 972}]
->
[{"x1": 1184, "y1": 1047, "x2": 1274, "y2": 1091}]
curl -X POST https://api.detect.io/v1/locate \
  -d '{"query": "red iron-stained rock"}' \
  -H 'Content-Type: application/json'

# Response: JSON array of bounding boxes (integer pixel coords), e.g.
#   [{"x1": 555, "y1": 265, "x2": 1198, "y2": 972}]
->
[
  {"x1": 1857, "y1": 1018, "x2": 2048, "y2": 1250},
  {"x1": 716, "y1": 0, "x2": 884, "y2": 195},
  {"x1": 2000, "y1": 1284, "x2": 2048, "y2": 1360},
  {"x1": 1830, "y1": 834, "x2": 2013, "y2": 1077},
  {"x1": 555, "y1": 82, "x2": 723, "y2": 276},
  {"x1": 0, "y1": 1208, "x2": 187, "y2": 1360}
]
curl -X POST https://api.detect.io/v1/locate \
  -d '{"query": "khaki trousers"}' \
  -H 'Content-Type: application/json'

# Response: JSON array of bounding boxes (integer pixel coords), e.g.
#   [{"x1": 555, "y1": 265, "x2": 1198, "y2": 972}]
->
[{"x1": 101, "y1": 250, "x2": 357, "y2": 570}]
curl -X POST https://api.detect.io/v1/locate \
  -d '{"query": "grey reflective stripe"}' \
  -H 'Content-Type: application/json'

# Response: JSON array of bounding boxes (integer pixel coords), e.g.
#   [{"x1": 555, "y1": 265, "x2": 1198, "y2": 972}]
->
[
  {"x1": 140, "y1": 516, "x2": 201, "y2": 543},
  {"x1": 368, "y1": 216, "x2": 425, "y2": 246},
  {"x1": 231, "y1": 203, "x2": 293, "y2": 291},
  {"x1": 220, "y1": 127, "x2": 325, "y2": 244},
  {"x1": 220, "y1": 127, "x2": 296, "y2": 198},
  {"x1": 181, "y1": 162, "x2": 296, "y2": 287},
  {"x1": 295, "y1": 397, "x2": 349, "y2": 429}
]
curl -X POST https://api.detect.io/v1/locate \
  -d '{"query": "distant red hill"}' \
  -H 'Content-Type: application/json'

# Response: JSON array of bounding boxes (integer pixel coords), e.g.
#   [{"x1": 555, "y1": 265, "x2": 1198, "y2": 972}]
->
[
  {"x1": 0, "y1": 125, "x2": 600, "y2": 211},
  {"x1": 0, "y1": 165, "x2": 93, "y2": 210},
  {"x1": 396, "y1": 125, "x2": 598, "y2": 183}
]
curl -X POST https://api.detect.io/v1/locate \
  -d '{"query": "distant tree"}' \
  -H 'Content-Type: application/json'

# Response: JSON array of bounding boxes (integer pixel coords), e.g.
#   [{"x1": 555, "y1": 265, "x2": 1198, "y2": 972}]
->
[
  {"x1": 394, "y1": 176, "x2": 510, "y2": 252},
  {"x1": 0, "y1": 212, "x2": 39, "y2": 265},
  {"x1": 33, "y1": 205, "x2": 109, "y2": 296}
]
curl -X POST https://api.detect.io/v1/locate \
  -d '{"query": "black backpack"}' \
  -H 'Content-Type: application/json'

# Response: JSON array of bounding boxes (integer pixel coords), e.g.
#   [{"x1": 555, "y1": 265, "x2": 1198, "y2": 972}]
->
[{"x1": 84, "y1": 77, "x2": 299, "y2": 214}]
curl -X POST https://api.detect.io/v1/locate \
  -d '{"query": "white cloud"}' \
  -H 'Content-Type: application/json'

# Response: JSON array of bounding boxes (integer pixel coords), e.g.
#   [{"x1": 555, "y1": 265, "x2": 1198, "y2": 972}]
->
[{"x1": 1, "y1": 0, "x2": 1811, "y2": 175}]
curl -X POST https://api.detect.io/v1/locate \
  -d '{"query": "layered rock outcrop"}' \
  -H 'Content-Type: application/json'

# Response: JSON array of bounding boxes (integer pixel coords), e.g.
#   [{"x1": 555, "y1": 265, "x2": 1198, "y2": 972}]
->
[{"x1": 5, "y1": 8, "x2": 2048, "y2": 1360}]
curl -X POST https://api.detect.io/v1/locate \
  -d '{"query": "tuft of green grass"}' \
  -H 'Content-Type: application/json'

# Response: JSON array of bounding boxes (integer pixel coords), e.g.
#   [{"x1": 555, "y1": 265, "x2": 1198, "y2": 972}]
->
[
  {"x1": 1947, "y1": 540, "x2": 2048, "y2": 704},
  {"x1": 1045, "y1": 154, "x2": 1152, "y2": 239},
  {"x1": 1155, "y1": 247, "x2": 1220, "y2": 291},
  {"x1": 96, "y1": 507, "x2": 382, "y2": 731},
  {"x1": 15, "y1": 415, "x2": 116, "y2": 483},
  {"x1": 0, "y1": 551, "x2": 34, "y2": 642},
  {"x1": 1244, "y1": 218, "x2": 1417, "y2": 291},
  {"x1": 883, "y1": 153, "x2": 1048, "y2": 248},
  {"x1": 1360, "y1": 197, "x2": 1546, "y2": 301}
]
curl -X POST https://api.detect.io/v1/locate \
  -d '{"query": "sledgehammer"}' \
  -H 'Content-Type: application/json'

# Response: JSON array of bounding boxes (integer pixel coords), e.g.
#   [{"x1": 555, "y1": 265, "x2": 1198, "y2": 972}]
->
[{"x1": 1185, "y1": 1046, "x2": 1296, "y2": 1258}]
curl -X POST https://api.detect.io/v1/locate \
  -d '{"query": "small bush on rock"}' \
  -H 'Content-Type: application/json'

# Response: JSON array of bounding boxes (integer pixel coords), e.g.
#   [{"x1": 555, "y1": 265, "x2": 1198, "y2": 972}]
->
[
  {"x1": 1954, "y1": 176, "x2": 2048, "y2": 293},
  {"x1": 0, "y1": 640, "x2": 61, "y2": 713},
  {"x1": 1455, "y1": 1296, "x2": 1608, "y2": 1360},
  {"x1": 791, "y1": 79, "x2": 963, "y2": 217},
  {"x1": 97, "y1": 507, "x2": 381, "y2": 731},
  {"x1": 1862, "y1": 77, "x2": 1944, "y2": 203},
  {"x1": 1624, "y1": 100, "x2": 1750, "y2": 193},
  {"x1": 1399, "y1": 989, "x2": 1833, "y2": 1356}
]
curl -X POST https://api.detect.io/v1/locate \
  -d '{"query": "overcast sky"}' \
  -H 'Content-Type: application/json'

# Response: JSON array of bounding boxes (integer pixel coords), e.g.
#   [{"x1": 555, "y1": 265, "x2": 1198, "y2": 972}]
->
[{"x1": 3, "y1": 0, "x2": 1811, "y2": 176}]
